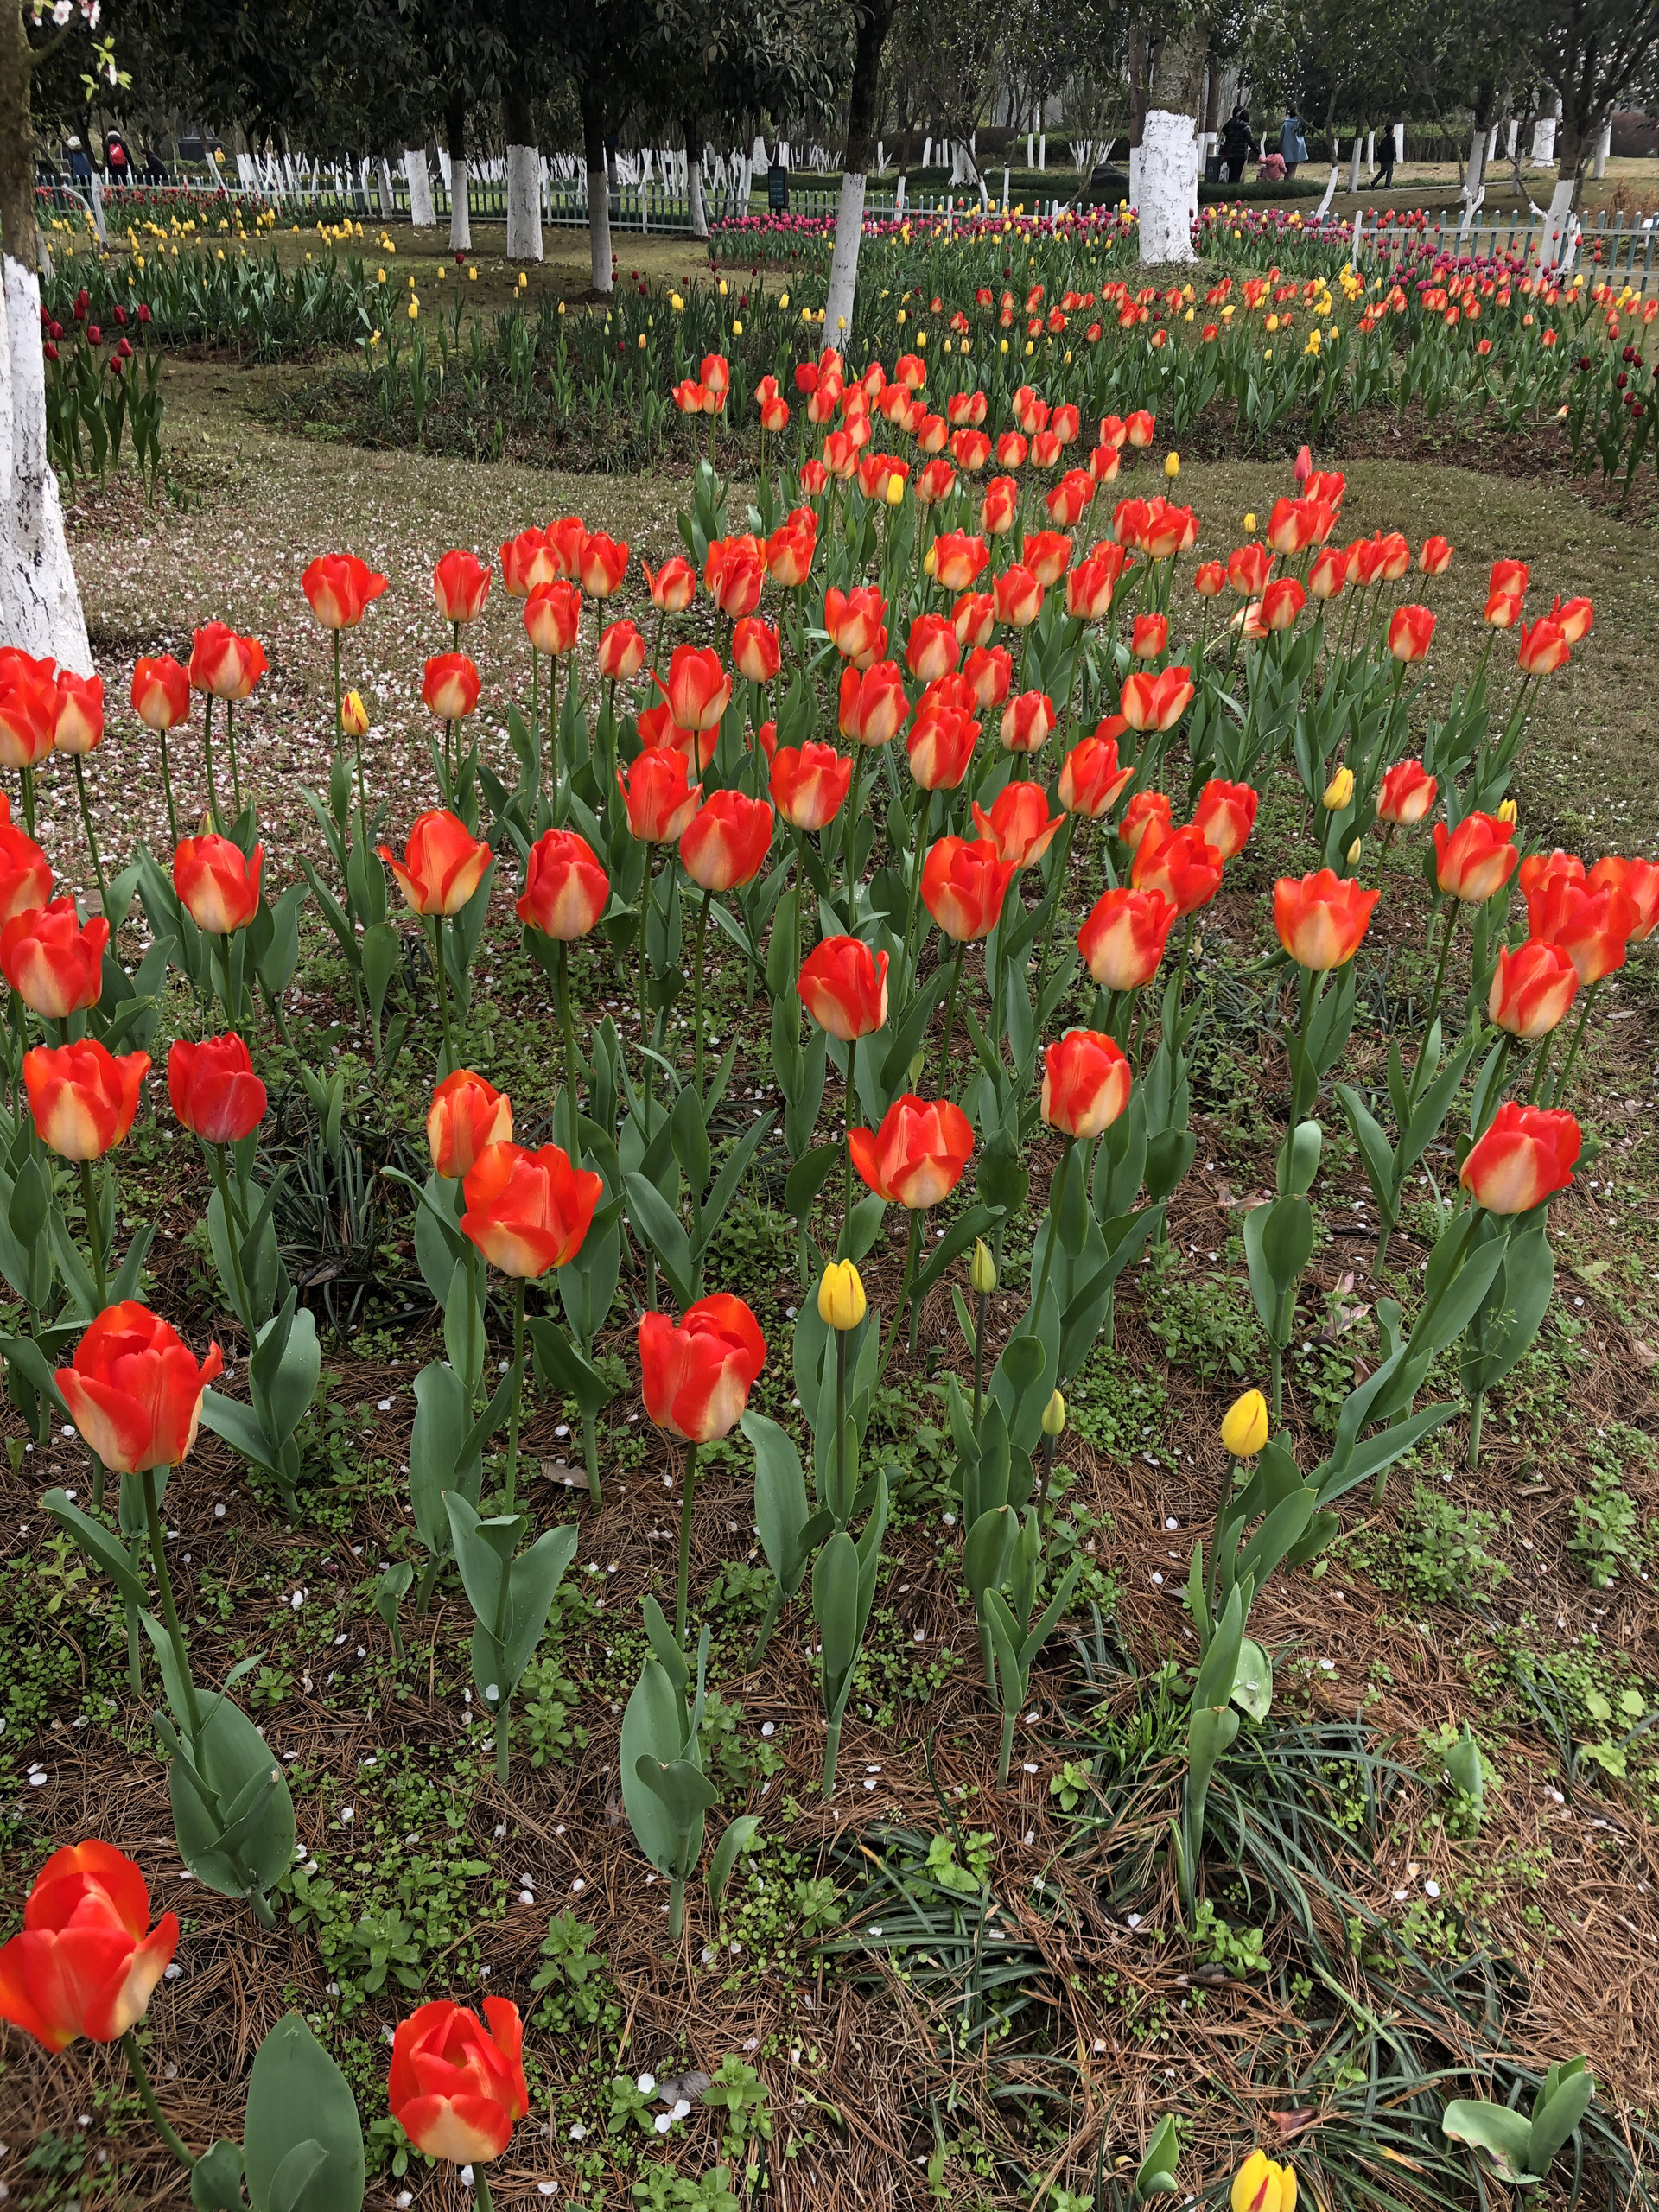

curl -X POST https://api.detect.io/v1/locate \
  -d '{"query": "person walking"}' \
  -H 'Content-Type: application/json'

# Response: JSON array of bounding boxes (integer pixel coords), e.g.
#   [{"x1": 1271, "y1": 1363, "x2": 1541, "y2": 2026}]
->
[
  {"x1": 1369, "y1": 124, "x2": 1396, "y2": 189},
  {"x1": 1280, "y1": 110, "x2": 1308, "y2": 177},
  {"x1": 1220, "y1": 105, "x2": 1255, "y2": 184}
]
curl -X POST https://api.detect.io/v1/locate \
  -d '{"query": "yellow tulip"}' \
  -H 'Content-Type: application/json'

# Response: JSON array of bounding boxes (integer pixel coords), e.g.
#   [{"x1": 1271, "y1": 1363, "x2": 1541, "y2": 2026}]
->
[
  {"x1": 818, "y1": 1260, "x2": 867, "y2": 1331},
  {"x1": 1497, "y1": 798, "x2": 1517, "y2": 824},
  {"x1": 1232, "y1": 2152, "x2": 1296, "y2": 2212},
  {"x1": 340, "y1": 690, "x2": 370, "y2": 740},
  {"x1": 1323, "y1": 766, "x2": 1355, "y2": 810},
  {"x1": 969, "y1": 1239, "x2": 997, "y2": 1295},
  {"x1": 1221, "y1": 1389, "x2": 1268, "y2": 1459},
  {"x1": 1042, "y1": 1389, "x2": 1066, "y2": 1437},
  {"x1": 1165, "y1": 452, "x2": 1179, "y2": 479}
]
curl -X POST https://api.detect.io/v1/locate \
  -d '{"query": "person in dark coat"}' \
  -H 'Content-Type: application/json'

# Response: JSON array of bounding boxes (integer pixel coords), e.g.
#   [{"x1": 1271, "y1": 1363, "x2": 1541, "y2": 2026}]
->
[
  {"x1": 1220, "y1": 106, "x2": 1255, "y2": 183},
  {"x1": 1369, "y1": 124, "x2": 1396, "y2": 188}
]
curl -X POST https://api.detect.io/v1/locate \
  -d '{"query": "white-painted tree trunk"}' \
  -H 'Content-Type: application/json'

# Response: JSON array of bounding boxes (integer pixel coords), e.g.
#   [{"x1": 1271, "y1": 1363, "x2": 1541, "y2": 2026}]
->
[
  {"x1": 448, "y1": 157, "x2": 471, "y2": 251},
  {"x1": 404, "y1": 148, "x2": 435, "y2": 227},
  {"x1": 1463, "y1": 127, "x2": 1485, "y2": 201},
  {"x1": 1541, "y1": 177, "x2": 1578, "y2": 270},
  {"x1": 1396, "y1": 122, "x2": 1406, "y2": 162},
  {"x1": 1531, "y1": 99, "x2": 1560, "y2": 164},
  {"x1": 378, "y1": 156, "x2": 395, "y2": 216},
  {"x1": 1137, "y1": 111, "x2": 1198, "y2": 263},
  {"x1": 1593, "y1": 122, "x2": 1611, "y2": 178},
  {"x1": 824, "y1": 171, "x2": 867, "y2": 346},
  {"x1": 687, "y1": 151, "x2": 708, "y2": 239},
  {"x1": 0, "y1": 257, "x2": 90, "y2": 671},
  {"x1": 1348, "y1": 135, "x2": 1363, "y2": 190},
  {"x1": 587, "y1": 152, "x2": 612, "y2": 295},
  {"x1": 1128, "y1": 143, "x2": 1140, "y2": 207},
  {"x1": 505, "y1": 143, "x2": 543, "y2": 260}
]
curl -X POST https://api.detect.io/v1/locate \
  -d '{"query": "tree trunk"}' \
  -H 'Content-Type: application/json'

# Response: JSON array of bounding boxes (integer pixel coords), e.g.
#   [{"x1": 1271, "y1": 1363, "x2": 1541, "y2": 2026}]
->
[
  {"x1": 582, "y1": 88, "x2": 612, "y2": 299},
  {"x1": 1128, "y1": 20, "x2": 1151, "y2": 206},
  {"x1": 824, "y1": 0, "x2": 898, "y2": 351},
  {"x1": 504, "y1": 86, "x2": 542, "y2": 263},
  {"x1": 0, "y1": 7, "x2": 90, "y2": 671},
  {"x1": 683, "y1": 114, "x2": 708, "y2": 238},
  {"x1": 1139, "y1": 22, "x2": 1205, "y2": 263},
  {"x1": 446, "y1": 95, "x2": 470, "y2": 252},
  {"x1": 404, "y1": 145, "x2": 435, "y2": 226},
  {"x1": 1543, "y1": 99, "x2": 1586, "y2": 270}
]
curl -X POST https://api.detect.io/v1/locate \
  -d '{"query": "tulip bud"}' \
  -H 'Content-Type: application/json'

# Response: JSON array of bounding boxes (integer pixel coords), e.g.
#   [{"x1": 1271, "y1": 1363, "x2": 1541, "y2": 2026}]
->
[
  {"x1": 923, "y1": 544, "x2": 938, "y2": 576},
  {"x1": 341, "y1": 689, "x2": 369, "y2": 739},
  {"x1": 1164, "y1": 451, "x2": 1179, "y2": 479},
  {"x1": 818, "y1": 1258, "x2": 868, "y2": 1330},
  {"x1": 885, "y1": 473, "x2": 906, "y2": 506},
  {"x1": 1244, "y1": 512, "x2": 1257, "y2": 531},
  {"x1": 1497, "y1": 798, "x2": 1517, "y2": 824},
  {"x1": 1346, "y1": 838, "x2": 1363, "y2": 865},
  {"x1": 1323, "y1": 766, "x2": 1355, "y2": 810},
  {"x1": 969, "y1": 1237, "x2": 997, "y2": 1294},
  {"x1": 1042, "y1": 1389, "x2": 1066, "y2": 1437},
  {"x1": 1221, "y1": 1389, "x2": 1268, "y2": 1458}
]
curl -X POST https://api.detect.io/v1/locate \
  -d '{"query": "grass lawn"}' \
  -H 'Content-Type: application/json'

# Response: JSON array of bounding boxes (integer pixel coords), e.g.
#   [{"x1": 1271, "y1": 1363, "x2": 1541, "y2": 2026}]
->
[{"x1": 7, "y1": 355, "x2": 1659, "y2": 2207}]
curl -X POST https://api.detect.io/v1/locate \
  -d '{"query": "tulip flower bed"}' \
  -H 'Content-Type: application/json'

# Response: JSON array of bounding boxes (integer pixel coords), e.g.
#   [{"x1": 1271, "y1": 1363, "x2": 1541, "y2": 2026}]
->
[{"x1": 7, "y1": 344, "x2": 1659, "y2": 2212}]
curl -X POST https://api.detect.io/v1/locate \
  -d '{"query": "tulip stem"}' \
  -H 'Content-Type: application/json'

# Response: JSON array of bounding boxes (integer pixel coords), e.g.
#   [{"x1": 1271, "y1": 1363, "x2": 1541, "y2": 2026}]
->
[
  {"x1": 474, "y1": 2170, "x2": 495, "y2": 2212},
  {"x1": 1031, "y1": 814, "x2": 1078, "y2": 1014},
  {"x1": 1269, "y1": 1343, "x2": 1283, "y2": 1426},
  {"x1": 556, "y1": 939, "x2": 580, "y2": 1123},
  {"x1": 1548, "y1": 982, "x2": 1599, "y2": 1107},
  {"x1": 842, "y1": 746, "x2": 864, "y2": 926},
  {"x1": 430, "y1": 917, "x2": 456, "y2": 1074},
  {"x1": 71, "y1": 755, "x2": 109, "y2": 912},
  {"x1": 78, "y1": 1160, "x2": 107, "y2": 1308},
  {"x1": 675, "y1": 1440, "x2": 699, "y2": 1643},
  {"x1": 19, "y1": 765, "x2": 34, "y2": 841},
  {"x1": 157, "y1": 722, "x2": 180, "y2": 848},
  {"x1": 1031, "y1": 1139, "x2": 1073, "y2": 1327},
  {"x1": 225, "y1": 701, "x2": 243, "y2": 818},
  {"x1": 581, "y1": 1407, "x2": 601, "y2": 1512},
  {"x1": 877, "y1": 1209, "x2": 923, "y2": 1386},
  {"x1": 121, "y1": 2030, "x2": 194, "y2": 2170},
  {"x1": 938, "y1": 951, "x2": 964, "y2": 1086},
  {"x1": 201, "y1": 697, "x2": 223, "y2": 834},
  {"x1": 971, "y1": 1284, "x2": 988, "y2": 1429},
  {"x1": 1467, "y1": 1391, "x2": 1485, "y2": 1471},
  {"x1": 1409, "y1": 899, "x2": 1457, "y2": 1108},
  {"x1": 693, "y1": 886, "x2": 713, "y2": 1102},
  {"x1": 141, "y1": 1465, "x2": 205, "y2": 1753},
  {"x1": 638, "y1": 850, "x2": 657, "y2": 1138},
  {"x1": 208, "y1": 1143, "x2": 252, "y2": 1335},
  {"x1": 504, "y1": 1276, "x2": 526, "y2": 1517},
  {"x1": 900, "y1": 791, "x2": 933, "y2": 988}
]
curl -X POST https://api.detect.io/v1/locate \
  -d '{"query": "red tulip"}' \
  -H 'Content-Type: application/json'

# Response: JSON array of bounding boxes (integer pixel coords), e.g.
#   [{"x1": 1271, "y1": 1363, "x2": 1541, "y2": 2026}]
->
[
  {"x1": 524, "y1": 582, "x2": 582, "y2": 657},
  {"x1": 1020, "y1": 531, "x2": 1072, "y2": 588},
  {"x1": 1388, "y1": 605, "x2": 1436, "y2": 663},
  {"x1": 1488, "y1": 940, "x2": 1579, "y2": 1039},
  {"x1": 1550, "y1": 594, "x2": 1593, "y2": 645},
  {"x1": 1042, "y1": 1029, "x2": 1132, "y2": 1138},
  {"x1": 499, "y1": 528, "x2": 557, "y2": 598},
  {"x1": 1120, "y1": 667, "x2": 1194, "y2": 733},
  {"x1": 906, "y1": 705, "x2": 979, "y2": 791},
  {"x1": 1077, "y1": 885, "x2": 1177, "y2": 989},
  {"x1": 1132, "y1": 826, "x2": 1224, "y2": 917},
  {"x1": 681, "y1": 791, "x2": 773, "y2": 892},
  {"x1": 1433, "y1": 813, "x2": 1516, "y2": 903},
  {"x1": 599, "y1": 620, "x2": 645, "y2": 683},
  {"x1": 964, "y1": 643, "x2": 1012, "y2": 709},
  {"x1": 1587, "y1": 855, "x2": 1659, "y2": 943},
  {"x1": 1485, "y1": 558, "x2": 1529, "y2": 627},
  {"x1": 905, "y1": 613, "x2": 959, "y2": 685},
  {"x1": 0, "y1": 898, "x2": 107, "y2": 1017},
  {"x1": 173, "y1": 834, "x2": 262, "y2": 933},
  {"x1": 993, "y1": 564, "x2": 1044, "y2": 629},
  {"x1": 56, "y1": 1300, "x2": 220, "y2": 1469},
  {"x1": 578, "y1": 531, "x2": 628, "y2": 599},
  {"x1": 379, "y1": 811, "x2": 491, "y2": 917},
  {"x1": 838, "y1": 661, "x2": 908, "y2": 748},
  {"x1": 702, "y1": 535, "x2": 765, "y2": 620},
  {"x1": 188, "y1": 624, "x2": 267, "y2": 702},
  {"x1": 1516, "y1": 618, "x2": 1570, "y2": 676},
  {"x1": 0, "y1": 1841, "x2": 179, "y2": 2051},
  {"x1": 1126, "y1": 410, "x2": 1155, "y2": 448},
  {"x1": 518, "y1": 827, "x2": 608, "y2": 940},
  {"x1": 0, "y1": 820, "x2": 52, "y2": 922},
  {"x1": 1192, "y1": 778, "x2": 1259, "y2": 862},
  {"x1": 824, "y1": 584, "x2": 887, "y2": 667},
  {"x1": 1131, "y1": 613, "x2": 1169, "y2": 660},
  {"x1": 1259, "y1": 578, "x2": 1306, "y2": 631},
  {"x1": 422, "y1": 652, "x2": 481, "y2": 721},
  {"x1": 1227, "y1": 544, "x2": 1270, "y2": 596},
  {"x1": 644, "y1": 555, "x2": 697, "y2": 613},
  {"x1": 931, "y1": 530, "x2": 988, "y2": 591},
  {"x1": 849, "y1": 1094, "x2": 973, "y2": 1208},
  {"x1": 461, "y1": 1140, "x2": 601, "y2": 1276},
  {"x1": 798, "y1": 457, "x2": 830, "y2": 495},
  {"x1": 1000, "y1": 689, "x2": 1056, "y2": 755},
  {"x1": 639, "y1": 1292, "x2": 766, "y2": 1443},
  {"x1": 302, "y1": 553, "x2": 388, "y2": 629},
  {"x1": 1419, "y1": 535, "x2": 1453, "y2": 576},
  {"x1": 0, "y1": 650, "x2": 59, "y2": 769},
  {"x1": 1308, "y1": 547, "x2": 1347, "y2": 601},
  {"x1": 732, "y1": 618, "x2": 780, "y2": 686},
  {"x1": 545, "y1": 517, "x2": 586, "y2": 578},
  {"x1": 981, "y1": 474, "x2": 1020, "y2": 533},
  {"x1": 1518, "y1": 849, "x2": 1583, "y2": 899},
  {"x1": 53, "y1": 671, "x2": 104, "y2": 755},
  {"x1": 1046, "y1": 466, "x2": 1094, "y2": 524},
  {"x1": 130, "y1": 655, "x2": 190, "y2": 732},
  {"x1": 168, "y1": 1033, "x2": 268, "y2": 1145},
  {"x1": 618, "y1": 749, "x2": 701, "y2": 843},
  {"x1": 798, "y1": 935, "x2": 888, "y2": 1039},
  {"x1": 1376, "y1": 760, "x2": 1437, "y2": 825},
  {"x1": 1058, "y1": 723, "x2": 1133, "y2": 819},
  {"x1": 1194, "y1": 560, "x2": 1227, "y2": 598},
  {"x1": 1265, "y1": 498, "x2": 1319, "y2": 557},
  {"x1": 26, "y1": 1039, "x2": 148, "y2": 1160},
  {"x1": 659, "y1": 646, "x2": 732, "y2": 734},
  {"x1": 427, "y1": 1069, "x2": 513, "y2": 1179},
  {"x1": 766, "y1": 514, "x2": 817, "y2": 588},
  {"x1": 1273, "y1": 868, "x2": 1380, "y2": 969},
  {"x1": 971, "y1": 780, "x2": 1064, "y2": 869},
  {"x1": 434, "y1": 549, "x2": 492, "y2": 625},
  {"x1": 1526, "y1": 873, "x2": 1633, "y2": 986},
  {"x1": 921, "y1": 836, "x2": 1017, "y2": 941},
  {"x1": 1067, "y1": 542, "x2": 1129, "y2": 618},
  {"x1": 388, "y1": 1998, "x2": 528, "y2": 2165},
  {"x1": 1459, "y1": 1102, "x2": 1580, "y2": 1213},
  {"x1": 770, "y1": 741, "x2": 853, "y2": 830}
]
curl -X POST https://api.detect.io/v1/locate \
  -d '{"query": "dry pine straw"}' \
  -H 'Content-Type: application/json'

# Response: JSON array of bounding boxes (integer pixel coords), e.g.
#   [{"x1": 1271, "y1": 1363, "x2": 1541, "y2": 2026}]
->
[{"x1": 9, "y1": 467, "x2": 1659, "y2": 2203}]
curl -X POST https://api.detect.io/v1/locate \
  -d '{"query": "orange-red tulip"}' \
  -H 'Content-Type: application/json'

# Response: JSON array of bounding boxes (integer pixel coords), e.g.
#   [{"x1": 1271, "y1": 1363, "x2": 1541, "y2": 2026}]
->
[
  {"x1": 1020, "y1": 531, "x2": 1072, "y2": 588},
  {"x1": 1192, "y1": 778, "x2": 1259, "y2": 862},
  {"x1": 169, "y1": 1033, "x2": 268, "y2": 1146},
  {"x1": 920, "y1": 836, "x2": 1016, "y2": 940},
  {"x1": 1066, "y1": 543, "x2": 1129, "y2": 618},
  {"x1": 303, "y1": 553, "x2": 388, "y2": 628},
  {"x1": 433, "y1": 550, "x2": 491, "y2": 625},
  {"x1": 1419, "y1": 535, "x2": 1452, "y2": 576},
  {"x1": 524, "y1": 582, "x2": 582, "y2": 657},
  {"x1": 174, "y1": 834, "x2": 262, "y2": 933},
  {"x1": 1132, "y1": 826, "x2": 1224, "y2": 916},
  {"x1": 617, "y1": 749, "x2": 701, "y2": 843},
  {"x1": 1459, "y1": 1102, "x2": 1580, "y2": 1213},
  {"x1": 644, "y1": 555, "x2": 697, "y2": 613},
  {"x1": 906, "y1": 706, "x2": 979, "y2": 791},
  {"x1": 770, "y1": 741, "x2": 853, "y2": 830},
  {"x1": 1526, "y1": 874, "x2": 1633, "y2": 985},
  {"x1": 1516, "y1": 618, "x2": 1570, "y2": 675},
  {"x1": 0, "y1": 898, "x2": 107, "y2": 1017},
  {"x1": 578, "y1": 531, "x2": 628, "y2": 599},
  {"x1": 732, "y1": 618, "x2": 780, "y2": 686},
  {"x1": 26, "y1": 1039, "x2": 149, "y2": 1159},
  {"x1": 1485, "y1": 558, "x2": 1529, "y2": 627},
  {"x1": 1120, "y1": 667, "x2": 1194, "y2": 733},
  {"x1": 639, "y1": 1294, "x2": 766, "y2": 1443},
  {"x1": 388, "y1": 1998, "x2": 528, "y2": 2165},
  {"x1": 53, "y1": 671, "x2": 104, "y2": 755},
  {"x1": 0, "y1": 821, "x2": 52, "y2": 922},
  {"x1": 972, "y1": 780, "x2": 1064, "y2": 868},
  {"x1": 130, "y1": 655, "x2": 190, "y2": 732},
  {"x1": 379, "y1": 811, "x2": 491, "y2": 917},
  {"x1": 1273, "y1": 868, "x2": 1380, "y2": 969},
  {"x1": 1042, "y1": 1029, "x2": 1131, "y2": 1138},
  {"x1": 1587, "y1": 854, "x2": 1659, "y2": 943},
  {"x1": 1058, "y1": 723, "x2": 1134, "y2": 819},
  {"x1": 964, "y1": 643, "x2": 1013, "y2": 709},
  {"x1": 188, "y1": 624, "x2": 267, "y2": 702},
  {"x1": 599, "y1": 620, "x2": 645, "y2": 682},
  {"x1": 659, "y1": 645, "x2": 732, "y2": 734},
  {"x1": 1120, "y1": 790, "x2": 1173, "y2": 855},
  {"x1": 0, "y1": 1840, "x2": 180, "y2": 2052},
  {"x1": 499, "y1": 528, "x2": 556, "y2": 598},
  {"x1": 797, "y1": 935, "x2": 888, "y2": 1039},
  {"x1": 1000, "y1": 690, "x2": 1056, "y2": 755},
  {"x1": 461, "y1": 1141, "x2": 601, "y2": 1276},
  {"x1": 839, "y1": 661, "x2": 908, "y2": 748},
  {"x1": 1376, "y1": 760, "x2": 1437, "y2": 825},
  {"x1": 1433, "y1": 813, "x2": 1516, "y2": 903},
  {"x1": 824, "y1": 584, "x2": 887, "y2": 667},
  {"x1": 681, "y1": 791, "x2": 774, "y2": 891},
  {"x1": 1488, "y1": 940, "x2": 1579, "y2": 1039},
  {"x1": 1388, "y1": 605, "x2": 1436, "y2": 663},
  {"x1": 426, "y1": 1070, "x2": 513, "y2": 1179},
  {"x1": 993, "y1": 564, "x2": 1044, "y2": 628},
  {"x1": 849, "y1": 1094, "x2": 973, "y2": 1208},
  {"x1": 702, "y1": 535, "x2": 765, "y2": 620},
  {"x1": 422, "y1": 652, "x2": 481, "y2": 721},
  {"x1": 931, "y1": 530, "x2": 988, "y2": 591},
  {"x1": 904, "y1": 614, "x2": 959, "y2": 685},
  {"x1": 1077, "y1": 884, "x2": 1177, "y2": 989},
  {"x1": 518, "y1": 827, "x2": 609, "y2": 940}
]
